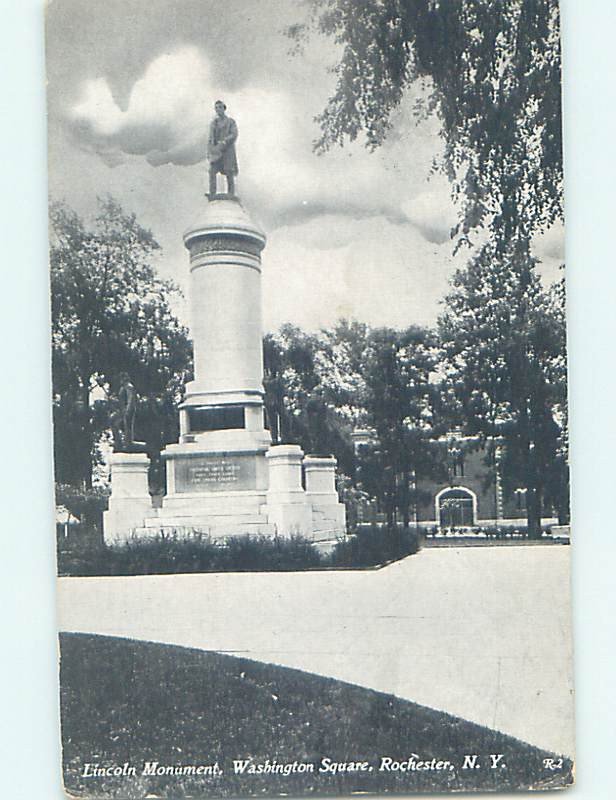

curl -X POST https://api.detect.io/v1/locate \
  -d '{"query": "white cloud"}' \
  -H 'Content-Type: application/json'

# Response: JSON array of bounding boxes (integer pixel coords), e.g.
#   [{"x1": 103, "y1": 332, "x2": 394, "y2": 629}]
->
[
  {"x1": 72, "y1": 78, "x2": 124, "y2": 137},
  {"x1": 68, "y1": 46, "x2": 311, "y2": 177},
  {"x1": 532, "y1": 221, "x2": 565, "y2": 262},
  {"x1": 401, "y1": 181, "x2": 458, "y2": 244},
  {"x1": 69, "y1": 47, "x2": 212, "y2": 166},
  {"x1": 263, "y1": 217, "x2": 467, "y2": 332}
]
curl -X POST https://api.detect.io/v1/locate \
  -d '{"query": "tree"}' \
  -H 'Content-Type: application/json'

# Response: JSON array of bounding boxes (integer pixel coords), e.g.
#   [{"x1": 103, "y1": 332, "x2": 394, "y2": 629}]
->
[
  {"x1": 263, "y1": 324, "x2": 354, "y2": 473},
  {"x1": 293, "y1": 1, "x2": 568, "y2": 532},
  {"x1": 539, "y1": 272, "x2": 569, "y2": 523},
  {"x1": 50, "y1": 197, "x2": 192, "y2": 488},
  {"x1": 439, "y1": 243, "x2": 568, "y2": 536},
  {"x1": 358, "y1": 326, "x2": 442, "y2": 528},
  {"x1": 290, "y1": 0, "x2": 562, "y2": 248},
  {"x1": 315, "y1": 319, "x2": 370, "y2": 428},
  {"x1": 263, "y1": 324, "x2": 321, "y2": 445}
]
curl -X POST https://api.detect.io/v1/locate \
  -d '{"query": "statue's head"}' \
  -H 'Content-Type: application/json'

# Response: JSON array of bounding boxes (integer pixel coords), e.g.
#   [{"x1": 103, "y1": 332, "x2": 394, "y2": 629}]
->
[{"x1": 214, "y1": 100, "x2": 227, "y2": 118}]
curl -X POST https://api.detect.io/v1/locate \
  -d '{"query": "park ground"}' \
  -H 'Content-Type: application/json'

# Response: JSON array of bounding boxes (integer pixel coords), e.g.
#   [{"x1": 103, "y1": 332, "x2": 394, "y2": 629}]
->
[
  {"x1": 60, "y1": 633, "x2": 572, "y2": 798},
  {"x1": 57, "y1": 545, "x2": 574, "y2": 758}
]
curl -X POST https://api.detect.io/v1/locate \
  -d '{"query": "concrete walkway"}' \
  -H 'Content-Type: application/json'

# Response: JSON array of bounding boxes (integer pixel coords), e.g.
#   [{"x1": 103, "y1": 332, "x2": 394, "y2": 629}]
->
[{"x1": 57, "y1": 546, "x2": 574, "y2": 757}]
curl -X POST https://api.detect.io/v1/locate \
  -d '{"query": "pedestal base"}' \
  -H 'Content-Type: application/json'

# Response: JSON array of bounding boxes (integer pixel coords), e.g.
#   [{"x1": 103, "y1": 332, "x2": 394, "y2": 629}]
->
[
  {"x1": 103, "y1": 453, "x2": 153, "y2": 545},
  {"x1": 103, "y1": 444, "x2": 347, "y2": 545},
  {"x1": 142, "y1": 489, "x2": 275, "y2": 540}
]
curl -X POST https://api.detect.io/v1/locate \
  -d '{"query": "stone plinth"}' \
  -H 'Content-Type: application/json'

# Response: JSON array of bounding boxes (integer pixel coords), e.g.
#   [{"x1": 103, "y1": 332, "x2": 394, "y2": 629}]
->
[
  {"x1": 146, "y1": 444, "x2": 272, "y2": 539},
  {"x1": 304, "y1": 455, "x2": 346, "y2": 540},
  {"x1": 304, "y1": 455, "x2": 338, "y2": 496},
  {"x1": 103, "y1": 453, "x2": 153, "y2": 544},
  {"x1": 174, "y1": 195, "x2": 271, "y2": 468},
  {"x1": 264, "y1": 445, "x2": 312, "y2": 536}
]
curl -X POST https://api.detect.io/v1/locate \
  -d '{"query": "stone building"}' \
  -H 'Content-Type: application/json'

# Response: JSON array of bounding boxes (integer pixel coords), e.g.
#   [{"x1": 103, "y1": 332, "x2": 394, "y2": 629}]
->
[{"x1": 414, "y1": 433, "x2": 530, "y2": 528}]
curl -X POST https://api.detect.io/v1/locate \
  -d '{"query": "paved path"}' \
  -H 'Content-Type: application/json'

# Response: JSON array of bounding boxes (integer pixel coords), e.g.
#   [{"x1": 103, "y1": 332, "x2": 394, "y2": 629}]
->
[{"x1": 57, "y1": 546, "x2": 574, "y2": 757}]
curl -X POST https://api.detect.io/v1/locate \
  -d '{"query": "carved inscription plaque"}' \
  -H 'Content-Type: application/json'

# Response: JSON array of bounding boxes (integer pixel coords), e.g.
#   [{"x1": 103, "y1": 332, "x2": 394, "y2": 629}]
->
[{"x1": 174, "y1": 454, "x2": 257, "y2": 493}]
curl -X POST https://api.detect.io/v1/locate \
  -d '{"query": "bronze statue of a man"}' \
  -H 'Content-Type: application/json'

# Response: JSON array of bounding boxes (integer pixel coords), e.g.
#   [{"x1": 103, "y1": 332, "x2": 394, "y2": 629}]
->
[
  {"x1": 208, "y1": 100, "x2": 238, "y2": 197},
  {"x1": 110, "y1": 372, "x2": 137, "y2": 451}
]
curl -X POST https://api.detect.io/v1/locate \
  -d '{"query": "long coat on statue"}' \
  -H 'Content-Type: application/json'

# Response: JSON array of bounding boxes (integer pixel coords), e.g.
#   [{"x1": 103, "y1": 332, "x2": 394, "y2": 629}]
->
[{"x1": 208, "y1": 115, "x2": 239, "y2": 176}]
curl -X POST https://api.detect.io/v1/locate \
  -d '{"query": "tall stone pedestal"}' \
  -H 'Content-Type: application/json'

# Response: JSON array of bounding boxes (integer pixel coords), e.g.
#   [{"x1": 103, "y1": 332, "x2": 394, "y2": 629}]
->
[
  {"x1": 103, "y1": 453, "x2": 153, "y2": 544},
  {"x1": 103, "y1": 195, "x2": 346, "y2": 545},
  {"x1": 136, "y1": 196, "x2": 274, "y2": 539}
]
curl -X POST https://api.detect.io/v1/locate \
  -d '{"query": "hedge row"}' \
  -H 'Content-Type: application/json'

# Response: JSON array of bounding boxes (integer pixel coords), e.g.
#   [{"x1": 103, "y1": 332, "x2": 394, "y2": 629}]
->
[{"x1": 57, "y1": 526, "x2": 421, "y2": 576}]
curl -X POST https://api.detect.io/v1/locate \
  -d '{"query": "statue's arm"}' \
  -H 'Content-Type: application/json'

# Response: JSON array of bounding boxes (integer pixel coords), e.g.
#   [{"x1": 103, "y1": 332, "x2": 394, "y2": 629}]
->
[
  {"x1": 207, "y1": 120, "x2": 217, "y2": 159},
  {"x1": 225, "y1": 119, "x2": 238, "y2": 145}
]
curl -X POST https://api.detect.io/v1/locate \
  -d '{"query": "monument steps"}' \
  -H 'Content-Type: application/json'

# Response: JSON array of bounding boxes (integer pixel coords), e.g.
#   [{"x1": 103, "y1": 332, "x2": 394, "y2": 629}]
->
[
  {"x1": 143, "y1": 512, "x2": 269, "y2": 529},
  {"x1": 135, "y1": 521, "x2": 277, "y2": 539},
  {"x1": 157, "y1": 494, "x2": 267, "y2": 513}
]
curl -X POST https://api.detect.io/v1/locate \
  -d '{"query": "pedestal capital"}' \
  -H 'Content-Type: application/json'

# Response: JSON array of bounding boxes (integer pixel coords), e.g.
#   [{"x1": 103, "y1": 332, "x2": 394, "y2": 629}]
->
[
  {"x1": 266, "y1": 444, "x2": 305, "y2": 463},
  {"x1": 184, "y1": 197, "x2": 266, "y2": 252}
]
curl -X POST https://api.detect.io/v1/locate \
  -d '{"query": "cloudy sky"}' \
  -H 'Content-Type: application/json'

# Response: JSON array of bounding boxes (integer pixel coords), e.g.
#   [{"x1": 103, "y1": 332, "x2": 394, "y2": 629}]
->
[{"x1": 46, "y1": 0, "x2": 564, "y2": 333}]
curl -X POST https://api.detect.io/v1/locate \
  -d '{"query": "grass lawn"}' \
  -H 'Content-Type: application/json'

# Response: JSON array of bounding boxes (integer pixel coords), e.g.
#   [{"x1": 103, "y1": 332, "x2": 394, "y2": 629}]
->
[{"x1": 60, "y1": 634, "x2": 572, "y2": 798}]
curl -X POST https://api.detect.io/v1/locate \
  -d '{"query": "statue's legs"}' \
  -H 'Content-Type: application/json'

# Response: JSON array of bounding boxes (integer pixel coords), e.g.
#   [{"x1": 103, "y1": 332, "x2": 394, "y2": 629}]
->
[
  {"x1": 110, "y1": 410, "x2": 124, "y2": 452},
  {"x1": 123, "y1": 408, "x2": 136, "y2": 445},
  {"x1": 111, "y1": 423, "x2": 124, "y2": 453},
  {"x1": 208, "y1": 166, "x2": 218, "y2": 196},
  {"x1": 208, "y1": 163, "x2": 235, "y2": 197}
]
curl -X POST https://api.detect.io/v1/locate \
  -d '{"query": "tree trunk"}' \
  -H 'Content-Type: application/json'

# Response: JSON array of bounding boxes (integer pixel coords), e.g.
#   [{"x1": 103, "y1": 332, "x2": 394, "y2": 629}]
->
[
  {"x1": 526, "y1": 487, "x2": 542, "y2": 539},
  {"x1": 79, "y1": 378, "x2": 93, "y2": 489},
  {"x1": 385, "y1": 482, "x2": 396, "y2": 530},
  {"x1": 556, "y1": 467, "x2": 570, "y2": 525},
  {"x1": 385, "y1": 498, "x2": 395, "y2": 531},
  {"x1": 401, "y1": 469, "x2": 411, "y2": 528},
  {"x1": 520, "y1": 403, "x2": 542, "y2": 539}
]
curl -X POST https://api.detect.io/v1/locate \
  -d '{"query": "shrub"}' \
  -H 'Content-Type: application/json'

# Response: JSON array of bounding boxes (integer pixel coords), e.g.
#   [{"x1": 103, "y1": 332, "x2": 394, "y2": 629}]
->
[
  {"x1": 57, "y1": 527, "x2": 421, "y2": 577},
  {"x1": 330, "y1": 525, "x2": 421, "y2": 568},
  {"x1": 224, "y1": 535, "x2": 323, "y2": 571},
  {"x1": 114, "y1": 531, "x2": 222, "y2": 574},
  {"x1": 481, "y1": 525, "x2": 528, "y2": 539}
]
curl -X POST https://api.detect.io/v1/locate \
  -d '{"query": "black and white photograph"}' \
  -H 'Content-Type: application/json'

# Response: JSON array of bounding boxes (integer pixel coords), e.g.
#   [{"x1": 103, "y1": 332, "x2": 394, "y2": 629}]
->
[{"x1": 46, "y1": 0, "x2": 574, "y2": 796}]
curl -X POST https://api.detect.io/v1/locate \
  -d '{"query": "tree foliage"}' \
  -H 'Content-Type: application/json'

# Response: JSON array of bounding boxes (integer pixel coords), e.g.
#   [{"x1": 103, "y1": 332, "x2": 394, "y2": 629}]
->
[
  {"x1": 50, "y1": 197, "x2": 192, "y2": 487},
  {"x1": 291, "y1": 0, "x2": 562, "y2": 247},
  {"x1": 264, "y1": 322, "x2": 444, "y2": 527},
  {"x1": 290, "y1": 0, "x2": 568, "y2": 529},
  {"x1": 439, "y1": 247, "x2": 568, "y2": 533},
  {"x1": 263, "y1": 324, "x2": 355, "y2": 474},
  {"x1": 358, "y1": 326, "x2": 443, "y2": 527}
]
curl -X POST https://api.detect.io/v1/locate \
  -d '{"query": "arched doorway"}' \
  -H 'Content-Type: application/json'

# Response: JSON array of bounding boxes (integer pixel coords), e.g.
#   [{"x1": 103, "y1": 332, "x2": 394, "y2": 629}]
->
[{"x1": 437, "y1": 487, "x2": 476, "y2": 528}]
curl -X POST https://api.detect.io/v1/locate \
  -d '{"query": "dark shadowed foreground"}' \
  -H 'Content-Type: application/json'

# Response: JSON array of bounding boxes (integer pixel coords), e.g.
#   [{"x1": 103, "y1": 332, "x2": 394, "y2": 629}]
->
[{"x1": 60, "y1": 634, "x2": 572, "y2": 798}]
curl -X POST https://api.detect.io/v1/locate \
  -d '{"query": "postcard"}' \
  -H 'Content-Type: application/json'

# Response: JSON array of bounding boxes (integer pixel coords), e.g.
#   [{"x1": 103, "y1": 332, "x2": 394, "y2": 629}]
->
[{"x1": 48, "y1": 0, "x2": 574, "y2": 796}]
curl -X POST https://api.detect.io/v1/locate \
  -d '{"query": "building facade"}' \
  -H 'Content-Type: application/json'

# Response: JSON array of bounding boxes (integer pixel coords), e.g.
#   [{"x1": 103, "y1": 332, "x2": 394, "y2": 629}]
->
[{"x1": 352, "y1": 430, "x2": 555, "y2": 529}]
